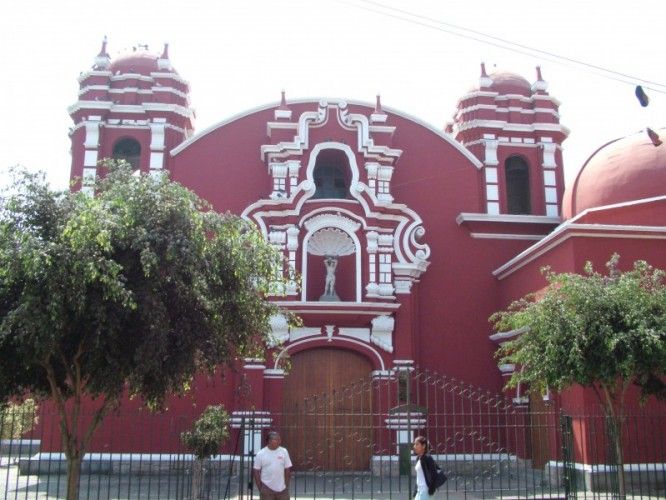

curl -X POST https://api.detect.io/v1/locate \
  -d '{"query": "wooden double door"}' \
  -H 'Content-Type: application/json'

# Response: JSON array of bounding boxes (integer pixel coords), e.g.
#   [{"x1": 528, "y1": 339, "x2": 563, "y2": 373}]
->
[{"x1": 281, "y1": 348, "x2": 373, "y2": 470}]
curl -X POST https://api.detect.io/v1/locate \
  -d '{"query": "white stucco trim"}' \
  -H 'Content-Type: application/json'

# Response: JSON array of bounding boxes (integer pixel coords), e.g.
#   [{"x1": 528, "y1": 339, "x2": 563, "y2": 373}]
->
[
  {"x1": 110, "y1": 73, "x2": 154, "y2": 83},
  {"x1": 465, "y1": 138, "x2": 562, "y2": 151},
  {"x1": 271, "y1": 301, "x2": 399, "y2": 314},
  {"x1": 67, "y1": 101, "x2": 113, "y2": 113},
  {"x1": 243, "y1": 142, "x2": 431, "y2": 270},
  {"x1": 470, "y1": 233, "x2": 545, "y2": 240},
  {"x1": 263, "y1": 368, "x2": 285, "y2": 379},
  {"x1": 273, "y1": 336, "x2": 385, "y2": 370},
  {"x1": 489, "y1": 327, "x2": 529, "y2": 342},
  {"x1": 457, "y1": 103, "x2": 559, "y2": 119},
  {"x1": 68, "y1": 101, "x2": 193, "y2": 119},
  {"x1": 545, "y1": 460, "x2": 666, "y2": 477},
  {"x1": 532, "y1": 94, "x2": 562, "y2": 106},
  {"x1": 458, "y1": 90, "x2": 561, "y2": 106},
  {"x1": 151, "y1": 86, "x2": 189, "y2": 99},
  {"x1": 338, "y1": 327, "x2": 370, "y2": 342},
  {"x1": 456, "y1": 213, "x2": 561, "y2": 225},
  {"x1": 457, "y1": 119, "x2": 570, "y2": 136},
  {"x1": 78, "y1": 84, "x2": 110, "y2": 95},
  {"x1": 149, "y1": 71, "x2": 190, "y2": 85},
  {"x1": 77, "y1": 70, "x2": 112, "y2": 83},
  {"x1": 301, "y1": 212, "x2": 363, "y2": 303},
  {"x1": 169, "y1": 97, "x2": 483, "y2": 168},
  {"x1": 108, "y1": 88, "x2": 157, "y2": 95},
  {"x1": 85, "y1": 86, "x2": 189, "y2": 100},
  {"x1": 141, "y1": 102, "x2": 193, "y2": 117},
  {"x1": 494, "y1": 220, "x2": 666, "y2": 280}
]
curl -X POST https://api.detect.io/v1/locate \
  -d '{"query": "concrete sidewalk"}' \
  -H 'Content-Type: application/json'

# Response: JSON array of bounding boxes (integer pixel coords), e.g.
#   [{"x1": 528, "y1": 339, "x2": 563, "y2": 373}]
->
[
  {"x1": 0, "y1": 461, "x2": 531, "y2": 499},
  {"x1": 5, "y1": 460, "x2": 662, "y2": 499}
]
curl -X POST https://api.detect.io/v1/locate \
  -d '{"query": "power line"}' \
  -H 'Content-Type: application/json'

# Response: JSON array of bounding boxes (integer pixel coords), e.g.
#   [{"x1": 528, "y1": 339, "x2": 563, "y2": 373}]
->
[{"x1": 335, "y1": 0, "x2": 666, "y2": 94}]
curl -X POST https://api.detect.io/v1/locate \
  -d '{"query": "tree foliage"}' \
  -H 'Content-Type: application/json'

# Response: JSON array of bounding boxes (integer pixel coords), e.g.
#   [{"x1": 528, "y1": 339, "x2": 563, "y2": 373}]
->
[
  {"x1": 492, "y1": 255, "x2": 666, "y2": 498},
  {"x1": 492, "y1": 255, "x2": 666, "y2": 405},
  {"x1": 0, "y1": 162, "x2": 287, "y2": 498},
  {"x1": 181, "y1": 405, "x2": 230, "y2": 459},
  {"x1": 0, "y1": 399, "x2": 38, "y2": 439}
]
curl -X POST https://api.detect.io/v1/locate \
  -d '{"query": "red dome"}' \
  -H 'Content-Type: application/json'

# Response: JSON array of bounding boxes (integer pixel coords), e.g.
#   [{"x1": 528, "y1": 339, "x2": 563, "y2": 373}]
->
[
  {"x1": 489, "y1": 71, "x2": 532, "y2": 96},
  {"x1": 563, "y1": 129, "x2": 666, "y2": 218},
  {"x1": 109, "y1": 51, "x2": 176, "y2": 76}
]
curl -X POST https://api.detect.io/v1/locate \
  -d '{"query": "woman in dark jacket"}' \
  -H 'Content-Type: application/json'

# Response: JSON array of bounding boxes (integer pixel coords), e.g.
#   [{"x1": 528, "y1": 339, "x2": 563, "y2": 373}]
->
[{"x1": 413, "y1": 435, "x2": 438, "y2": 498}]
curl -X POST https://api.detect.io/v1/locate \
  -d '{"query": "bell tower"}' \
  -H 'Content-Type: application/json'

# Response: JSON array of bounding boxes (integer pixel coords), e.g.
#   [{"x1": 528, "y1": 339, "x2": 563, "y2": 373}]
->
[
  {"x1": 451, "y1": 64, "x2": 569, "y2": 217},
  {"x1": 68, "y1": 39, "x2": 194, "y2": 193}
]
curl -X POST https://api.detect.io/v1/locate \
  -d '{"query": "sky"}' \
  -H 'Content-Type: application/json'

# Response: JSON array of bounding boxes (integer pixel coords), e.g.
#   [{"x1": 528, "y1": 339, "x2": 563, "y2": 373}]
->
[{"x1": 1, "y1": 0, "x2": 664, "y2": 191}]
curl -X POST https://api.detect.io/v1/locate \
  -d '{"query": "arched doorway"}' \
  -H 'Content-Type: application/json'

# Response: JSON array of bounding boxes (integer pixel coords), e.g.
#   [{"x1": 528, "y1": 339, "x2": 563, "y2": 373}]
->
[{"x1": 281, "y1": 347, "x2": 373, "y2": 470}]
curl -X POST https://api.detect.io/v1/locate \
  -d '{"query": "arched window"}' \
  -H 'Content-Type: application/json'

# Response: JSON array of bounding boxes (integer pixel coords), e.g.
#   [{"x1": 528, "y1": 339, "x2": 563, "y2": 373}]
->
[
  {"x1": 505, "y1": 156, "x2": 531, "y2": 214},
  {"x1": 312, "y1": 150, "x2": 350, "y2": 199},
  {"x1": 112, "y1": 138, "x2": 141, "y2": 169}
]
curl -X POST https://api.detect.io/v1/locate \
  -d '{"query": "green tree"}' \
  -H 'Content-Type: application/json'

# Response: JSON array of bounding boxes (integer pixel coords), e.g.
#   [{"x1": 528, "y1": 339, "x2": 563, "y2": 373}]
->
[
  {"x1": 0, "y1": 399, "x2": 38, "y2": 439},
  {"x1": 181, "y1": 405, "x2": 230, "y2": 500},
  {"x1": 0, "y1": 163, "x2": 287, "y2": 499},
  {"x1": 491, "y1": 255, "x2": 666, "y2": 498}
]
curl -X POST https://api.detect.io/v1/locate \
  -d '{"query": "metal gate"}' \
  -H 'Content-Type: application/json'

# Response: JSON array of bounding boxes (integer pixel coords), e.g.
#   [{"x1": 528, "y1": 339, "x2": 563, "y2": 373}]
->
[
  {"x1": 237, "y1": 368, "x2": 666, "y2": 499},
  {"x1": 246, "y1": 368, "x2": 567, "y2": 498},
  {"x1": 3, "y1": 369, "x2": 663, "y2": 499}
]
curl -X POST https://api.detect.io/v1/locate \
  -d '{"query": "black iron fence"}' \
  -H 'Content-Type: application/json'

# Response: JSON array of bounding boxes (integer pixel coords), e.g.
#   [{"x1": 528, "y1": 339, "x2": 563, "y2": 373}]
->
[{"x1": 1, "y1": 370, "x2": 665, "y2": 499}]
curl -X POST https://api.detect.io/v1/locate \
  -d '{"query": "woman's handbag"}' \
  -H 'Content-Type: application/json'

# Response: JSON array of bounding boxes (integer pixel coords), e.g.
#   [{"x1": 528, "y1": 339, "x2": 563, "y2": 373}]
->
[{"x1": 433, "y1": 462, "x2": 447, "y2": 489}]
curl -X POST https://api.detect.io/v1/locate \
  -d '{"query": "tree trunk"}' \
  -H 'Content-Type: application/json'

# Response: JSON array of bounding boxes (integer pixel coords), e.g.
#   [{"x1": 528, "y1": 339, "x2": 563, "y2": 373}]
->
[
  {"x1": 607, "y1": 416, "x2": 626, "y2": 499},
  {"x1": 66, "y1": 453, "x2": 82, "y2": 500},
  {"x1": 599, "y1": 383, "x2": 627, "y2": 499},
  {"x1": 191, "y1": 457, "x2": 204, "y2": 500}
]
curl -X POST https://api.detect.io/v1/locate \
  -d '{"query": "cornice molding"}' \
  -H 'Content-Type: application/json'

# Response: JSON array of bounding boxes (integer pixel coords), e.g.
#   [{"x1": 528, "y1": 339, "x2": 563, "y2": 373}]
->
[
  {"x1": 77, "y1": 70, "x2": 112, "y2": 83},
  {"x1": 68, "y1": 100, "x2": 194, "y2": 119},
  {"x1": 457, "y1": 213, "x2": 561, "y2": 225},
  {"x1": 456, "y1": 119, "x2": 570, "y2": 137},
  {"x1": 494, "y1": 217, "x2": 666, "y2": 280}
]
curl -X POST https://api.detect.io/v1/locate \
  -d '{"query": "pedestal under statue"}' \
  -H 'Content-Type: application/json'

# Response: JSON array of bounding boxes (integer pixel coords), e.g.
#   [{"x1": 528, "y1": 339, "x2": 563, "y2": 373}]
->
[{"x1": 320, "y1": 255, "x2": 340, "y2": 301}]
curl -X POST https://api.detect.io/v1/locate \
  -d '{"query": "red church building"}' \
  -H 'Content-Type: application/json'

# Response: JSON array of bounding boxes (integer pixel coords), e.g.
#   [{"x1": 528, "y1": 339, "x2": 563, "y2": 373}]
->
[{"x1": 61, "y1": 40, "x2": 665, "y2": 483}]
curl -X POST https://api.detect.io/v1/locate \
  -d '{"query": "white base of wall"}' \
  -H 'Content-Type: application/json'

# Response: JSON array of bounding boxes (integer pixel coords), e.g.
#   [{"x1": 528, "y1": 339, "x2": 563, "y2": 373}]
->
[
  {"x1": 545, "y1": 460, "x2": 666, "y2": 492},
  {"x1": 17, "y1": 452, "x2": 242, "y2": 475}
]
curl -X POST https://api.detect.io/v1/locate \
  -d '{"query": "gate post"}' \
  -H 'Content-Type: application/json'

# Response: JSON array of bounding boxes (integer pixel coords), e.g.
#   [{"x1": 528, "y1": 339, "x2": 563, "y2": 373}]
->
[
  {"x1": 560, "y1": 413, "x2": 577, "y2": 499},
  {"x1": 404, "y1": 368, "x2": 412, "y2": 497},
  {"x1": 238, "y1": 416, "x2": 246, "y2": 500}
]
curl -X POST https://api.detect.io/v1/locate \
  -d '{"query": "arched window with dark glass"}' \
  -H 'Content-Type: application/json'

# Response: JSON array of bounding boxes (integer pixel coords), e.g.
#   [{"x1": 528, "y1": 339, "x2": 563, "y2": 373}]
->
[
  {"x1": 505, "y1": 156, "x2": 531, "y2": 214},
  {"x1": 312, "y1": 150, "x2": 350, "y2": 199},
  {"x1": 112, "y1": 138, "x2": 141, "y2": 169}
]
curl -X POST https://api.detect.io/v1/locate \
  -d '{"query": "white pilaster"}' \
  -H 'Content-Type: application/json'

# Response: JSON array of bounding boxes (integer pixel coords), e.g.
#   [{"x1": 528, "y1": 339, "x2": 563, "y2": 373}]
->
[
  {"x1": 484, "y1": 138, "x2": 499, "y2": 166},
  {"x1": 540, "y1": 140, "x2": 557, "y2": 168},
  {"x1": 541, "y1": 140, "x2": 559, "y2": 216},
  {"x1": 485, "y1": 166, "x2": 500, "y2": 215},
  {"x1": 149, "y1": 120, "x2": 166, "y2": 172}
]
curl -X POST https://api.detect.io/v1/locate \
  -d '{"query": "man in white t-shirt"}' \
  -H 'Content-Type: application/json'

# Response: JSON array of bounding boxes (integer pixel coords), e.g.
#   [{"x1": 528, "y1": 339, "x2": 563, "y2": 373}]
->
[{"x1": 253, "y1": 431, "x2": 292, "y2": 500}]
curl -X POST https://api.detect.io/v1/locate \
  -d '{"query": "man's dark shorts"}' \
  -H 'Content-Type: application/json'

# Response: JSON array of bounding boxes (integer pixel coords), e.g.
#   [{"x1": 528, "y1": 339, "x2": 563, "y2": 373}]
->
[{"x1": 259, "y1": 486, "x2": 290, "y2": 500}]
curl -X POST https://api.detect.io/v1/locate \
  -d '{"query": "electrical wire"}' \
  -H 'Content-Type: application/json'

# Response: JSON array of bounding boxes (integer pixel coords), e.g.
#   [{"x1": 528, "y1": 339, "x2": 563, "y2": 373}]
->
[{"x1": 334, "y1": 0, "x2": 666, "y2": 94}]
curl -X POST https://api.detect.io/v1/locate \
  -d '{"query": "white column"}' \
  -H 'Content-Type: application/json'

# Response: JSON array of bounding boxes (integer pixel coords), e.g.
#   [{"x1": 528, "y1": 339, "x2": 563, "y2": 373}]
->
[
  {"x1": 286, "y1": 226, "x2": 299, "y2": 295},
  {"x1": 483, "y1": 135, "x2": 500, "y2": 214},
  {"x1": 365, "y1": 231, "x2": 379, "y2": 297},
  {"x1": 541, "y1": 139, "x2": 559, "y2": 216},
  {"x1": 82, "y1": 116, "x2": 102, "y2": 195},
  {"x1": 149, "y1": 119, "x2": 166, "y2": 177}
]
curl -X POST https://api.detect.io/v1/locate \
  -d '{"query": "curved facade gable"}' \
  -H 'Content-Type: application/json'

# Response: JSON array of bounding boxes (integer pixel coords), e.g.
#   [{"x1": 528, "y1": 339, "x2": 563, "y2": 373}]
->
[{"x1": 170, "y1": 98, "x2": 483, "y2": 168}]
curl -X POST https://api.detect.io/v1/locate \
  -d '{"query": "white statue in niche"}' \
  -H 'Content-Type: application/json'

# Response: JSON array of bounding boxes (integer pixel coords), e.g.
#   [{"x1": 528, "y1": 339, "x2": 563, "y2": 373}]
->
[
  {"x1": 307, "y1": 226, "x2": 355, "y2": 302},
  {"x1": 321, "y1": 255, "x2": 340, "y2": 301}
]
